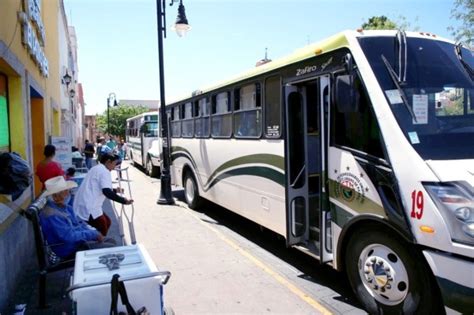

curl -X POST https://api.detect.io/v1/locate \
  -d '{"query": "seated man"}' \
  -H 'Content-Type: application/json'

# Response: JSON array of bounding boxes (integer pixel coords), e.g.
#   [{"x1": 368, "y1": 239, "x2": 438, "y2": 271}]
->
[{"x1": 39, "y1": 176, "x2": 116, "y2": 259}]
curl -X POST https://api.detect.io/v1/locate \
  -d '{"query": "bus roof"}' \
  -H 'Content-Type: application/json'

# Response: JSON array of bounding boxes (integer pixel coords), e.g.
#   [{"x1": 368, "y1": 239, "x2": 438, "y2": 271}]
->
[
  {"x1": 168, "y1": 29, "x2": 453, "y2": 105},
  {"x1": 126, "y1": 111, "x2": 159, "y2": 122},
  {"x1": 168, "y1": 31, "x2": 351, "y2": 104}
]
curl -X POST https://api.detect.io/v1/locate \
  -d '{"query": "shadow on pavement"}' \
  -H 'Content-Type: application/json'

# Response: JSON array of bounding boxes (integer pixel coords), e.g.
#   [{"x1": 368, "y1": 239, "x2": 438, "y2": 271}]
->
[{"x1": 172, "y1": 188, "x2": 362, "y2": 312}]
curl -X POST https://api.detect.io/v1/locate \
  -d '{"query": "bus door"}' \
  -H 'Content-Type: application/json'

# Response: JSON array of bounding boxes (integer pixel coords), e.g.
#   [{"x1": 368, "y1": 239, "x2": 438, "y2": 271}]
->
[
  {"x1": 319, "y1": 75, "x2": 333, "y2": 263},
  {"x1": 285, "y1": 84, "x2": 309, "y2": 246},
  {"x1": 139, "y1": 124, "x2": 146, "y2": 166},
  {"x1": 285, "y1": 77, "x2": 331, "y2": 261}
]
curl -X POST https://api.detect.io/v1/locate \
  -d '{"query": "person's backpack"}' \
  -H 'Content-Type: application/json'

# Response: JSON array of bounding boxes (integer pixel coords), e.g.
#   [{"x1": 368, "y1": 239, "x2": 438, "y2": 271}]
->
[{"x1": 0, "y1": 152, "x2": 33, "y2": 199}]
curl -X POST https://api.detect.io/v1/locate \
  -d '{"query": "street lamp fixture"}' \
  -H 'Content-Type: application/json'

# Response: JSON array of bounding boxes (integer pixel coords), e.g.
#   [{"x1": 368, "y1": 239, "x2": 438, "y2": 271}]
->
[
  {"x1": 172, "y1": 0, "x2": 191, "y2": 37},
  {"x1": 156, "y1": 0, "x2": 191, "y2": 205},
  {"x1": 62, "y1": 71, "x2": 72, "y2": 87},
  {"x1": 69, "y1": 89, "x2": 76, "y2": 98},
  {"x1": 107, "y1": 92, "x2": 118, "y2": 135}
]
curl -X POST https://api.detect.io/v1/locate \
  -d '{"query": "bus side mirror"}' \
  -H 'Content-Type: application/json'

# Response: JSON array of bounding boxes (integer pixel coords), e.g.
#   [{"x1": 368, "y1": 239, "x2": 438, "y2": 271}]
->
[{"x1": 335, "y1": 75, "x2": 359, "y2": 113}]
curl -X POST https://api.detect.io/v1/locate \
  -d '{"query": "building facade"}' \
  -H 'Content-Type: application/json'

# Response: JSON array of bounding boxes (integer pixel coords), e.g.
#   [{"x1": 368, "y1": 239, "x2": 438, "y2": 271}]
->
[{"x1": 0, "y1": 0, "x2": 80, "y2": 311}]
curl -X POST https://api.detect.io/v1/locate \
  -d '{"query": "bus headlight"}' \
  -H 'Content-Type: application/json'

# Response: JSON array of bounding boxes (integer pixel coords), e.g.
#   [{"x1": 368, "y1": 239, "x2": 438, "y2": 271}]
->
[{"x1": 424, "y1": 182, "x2": 474, "y2": 245}]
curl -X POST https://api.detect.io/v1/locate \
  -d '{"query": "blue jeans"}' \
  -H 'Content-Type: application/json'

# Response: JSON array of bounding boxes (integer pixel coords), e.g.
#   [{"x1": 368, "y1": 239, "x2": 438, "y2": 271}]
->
[{"x1": 85, "y1": 157, "x2": 93, "y2": 169}]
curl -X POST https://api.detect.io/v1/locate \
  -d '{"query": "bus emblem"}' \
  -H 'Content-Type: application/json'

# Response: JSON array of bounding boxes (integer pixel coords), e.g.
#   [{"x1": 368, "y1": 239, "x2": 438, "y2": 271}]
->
[{"x1": 335, "y1": 172, "x2": 365, "y2": 203}]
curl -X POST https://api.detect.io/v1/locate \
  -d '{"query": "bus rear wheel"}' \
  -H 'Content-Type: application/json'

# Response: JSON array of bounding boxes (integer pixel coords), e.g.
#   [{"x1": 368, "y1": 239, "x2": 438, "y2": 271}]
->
[
  {"x1": 183, "y1": 172, "x2": 202, "y2": 209},
  {"x1": 345, "y1": 229, "x2": 442, "y2": 314}
]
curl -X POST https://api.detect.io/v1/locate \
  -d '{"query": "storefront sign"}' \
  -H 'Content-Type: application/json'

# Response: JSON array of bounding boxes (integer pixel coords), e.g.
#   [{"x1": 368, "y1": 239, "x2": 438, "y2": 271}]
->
[{"x1": 18, "y1": 0, "x2": 49, "y2": 77}]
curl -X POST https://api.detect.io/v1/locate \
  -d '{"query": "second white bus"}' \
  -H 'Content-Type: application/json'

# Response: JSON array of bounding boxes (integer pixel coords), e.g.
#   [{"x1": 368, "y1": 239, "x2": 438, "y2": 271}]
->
[{"x1": 125, "y1": 111, "x2": 161, "y2": 176}]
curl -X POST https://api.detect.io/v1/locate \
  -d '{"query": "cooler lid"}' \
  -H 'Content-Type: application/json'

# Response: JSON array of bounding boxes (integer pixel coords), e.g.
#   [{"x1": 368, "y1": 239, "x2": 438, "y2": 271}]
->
[{"x1": 73, "y1": 244, "x2": 157, "y2": 285}]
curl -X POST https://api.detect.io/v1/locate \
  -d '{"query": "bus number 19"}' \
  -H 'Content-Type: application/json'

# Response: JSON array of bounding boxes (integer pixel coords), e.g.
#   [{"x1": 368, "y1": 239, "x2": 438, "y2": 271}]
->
[{"x1": 411, "y1": 190, "x2": 424, "y2": 219}]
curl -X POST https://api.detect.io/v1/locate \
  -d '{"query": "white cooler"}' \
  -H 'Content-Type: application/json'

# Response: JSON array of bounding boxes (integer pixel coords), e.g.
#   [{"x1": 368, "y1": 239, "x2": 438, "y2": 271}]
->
[{"x1": 68, "y1": 244, "x2": 170, "y2": 315}]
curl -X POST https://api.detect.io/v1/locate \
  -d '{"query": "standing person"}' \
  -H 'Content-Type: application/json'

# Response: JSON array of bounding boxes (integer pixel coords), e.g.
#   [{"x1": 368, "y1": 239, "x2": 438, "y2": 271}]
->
[
  {"x1": 39, "y1": 176, "x2": 115, "y2": 259},
  {"x1": 117, "y1": 141, "x2": 125, "y2": 161},
  {"x1": 36, "y1": 144, "x2": 65, "y2": 190},
  {"x1": 73, "y1": 153, "x2": 133, "y2": 236},
  {"x1": 121, "y1": 140, "x2": 128, "y2": 160},
  {"x1": 83, "y1": 140, "x2": 95, "y2": 170},
  {"x1": 106, "y1": 136, "x2": 117, "y2": 151},
  {"x1": 96, "y1": 137, "x2": 105, "y2": 163}
]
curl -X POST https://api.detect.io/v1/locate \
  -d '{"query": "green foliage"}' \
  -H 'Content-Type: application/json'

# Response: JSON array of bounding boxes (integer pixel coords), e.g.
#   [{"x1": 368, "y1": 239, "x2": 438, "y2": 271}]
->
[
  {"x1": 96, "y1": 104, "x2": 150, "y2": 139},
  {"x1": 362, "y1": 16, "x2": 398, "y2": 30},
  {"x1": 362, "y1": 15, "x2": 419, "y2": 32},
  {"x1": 396, "y1": 15, "x2": 420, "y2": 32},
  {"x1": 448, "y1": 0, "x2": 474, "y2": 45}
]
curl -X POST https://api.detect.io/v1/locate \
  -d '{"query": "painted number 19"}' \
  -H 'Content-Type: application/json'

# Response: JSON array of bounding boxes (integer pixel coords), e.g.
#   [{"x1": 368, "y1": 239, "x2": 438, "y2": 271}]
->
[{"x1": 411, "y1": 190, "x2": 424, "y2": 219}]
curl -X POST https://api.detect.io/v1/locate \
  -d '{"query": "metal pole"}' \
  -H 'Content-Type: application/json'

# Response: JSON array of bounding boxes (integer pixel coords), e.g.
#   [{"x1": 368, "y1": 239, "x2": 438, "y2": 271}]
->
[{"x1": 156, "y1": 0, "x2": 174, "y2": 205}]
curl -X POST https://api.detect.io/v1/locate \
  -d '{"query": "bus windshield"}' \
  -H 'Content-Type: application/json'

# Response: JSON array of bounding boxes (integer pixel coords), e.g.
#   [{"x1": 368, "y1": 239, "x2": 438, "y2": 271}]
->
[
  {"x1": 142, "y1": 121, "x2": 158, "y2": 137},
  {"x1": 359, "y1": 36, "x2": 474, "y2": 160}
]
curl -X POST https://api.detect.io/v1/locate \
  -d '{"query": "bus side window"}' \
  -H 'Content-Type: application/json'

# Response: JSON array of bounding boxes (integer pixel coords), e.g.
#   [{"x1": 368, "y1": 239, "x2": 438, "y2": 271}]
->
[
  {"x1": 265, "y1": 76, "x2": 281, "y2": 138},
  {"x1": 182, "y1": 102, "x2": 194, "y2": 138},
  {"x1": 331, "y1": 75, "x2": 384, "y2": 159},
  {"x1": 234, "y1": 83, "x2": 262, "y2": 138},
  {"x1": 195, "y1": 97, "x2": 210, "y2": 138},
  {"x1": 171, "y1": 105, "x2": 181, "y2": 138},
  {"x1": 211, "y1": 91, "x2": 232, "y2": 138}
]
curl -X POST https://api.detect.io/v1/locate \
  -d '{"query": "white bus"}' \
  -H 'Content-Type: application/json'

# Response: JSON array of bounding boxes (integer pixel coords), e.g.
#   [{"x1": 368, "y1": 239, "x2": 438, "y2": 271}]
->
[
  {"x1": 125, "y1": 111, "x2": 161, "y2": 176},
  {"x1": 167, "y1": 30, "x2": 474, "y2": 314}
]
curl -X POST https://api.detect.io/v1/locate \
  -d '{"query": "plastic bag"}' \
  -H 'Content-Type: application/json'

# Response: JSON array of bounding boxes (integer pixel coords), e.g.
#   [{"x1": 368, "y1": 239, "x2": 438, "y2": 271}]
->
[{"x1": 0, "y1": 152, "x2": 32, "y2": 198}]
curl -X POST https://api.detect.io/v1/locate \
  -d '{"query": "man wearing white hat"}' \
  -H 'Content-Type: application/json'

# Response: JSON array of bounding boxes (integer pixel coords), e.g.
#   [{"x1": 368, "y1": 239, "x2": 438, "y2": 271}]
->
[{"x1": 39, "y1": 176, "x2": 115, "y2": 259}]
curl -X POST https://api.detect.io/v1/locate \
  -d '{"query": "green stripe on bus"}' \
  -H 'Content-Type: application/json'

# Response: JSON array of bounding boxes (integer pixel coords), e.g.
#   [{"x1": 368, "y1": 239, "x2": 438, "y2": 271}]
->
[
  {"x1": 207, "y1": 154, "x2": 284, "y2": 186},
  {"x1": 206, "y1": 166, "x2": 285, "y2": 191},
  {"x1": 171, "y1": 147, "x2": 285, "y2": 189}
]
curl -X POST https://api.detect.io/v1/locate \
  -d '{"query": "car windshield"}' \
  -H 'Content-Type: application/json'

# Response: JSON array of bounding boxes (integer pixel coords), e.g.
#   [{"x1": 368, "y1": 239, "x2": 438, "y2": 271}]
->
[{"x1": 359, "y1": 36, "x2": 474, "y2": 160}]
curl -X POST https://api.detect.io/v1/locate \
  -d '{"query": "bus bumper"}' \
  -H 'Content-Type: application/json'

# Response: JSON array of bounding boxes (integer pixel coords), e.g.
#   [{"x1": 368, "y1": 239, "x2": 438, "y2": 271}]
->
[{"x1": 423, "y1": 250, "x2": 474, "y2": 314}]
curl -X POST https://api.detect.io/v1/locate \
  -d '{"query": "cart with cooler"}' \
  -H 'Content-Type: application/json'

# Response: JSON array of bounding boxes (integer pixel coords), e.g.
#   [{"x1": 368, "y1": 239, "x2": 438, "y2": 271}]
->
[{"x1": 67, "y1": 244, "x2": 171, "y2": 314}]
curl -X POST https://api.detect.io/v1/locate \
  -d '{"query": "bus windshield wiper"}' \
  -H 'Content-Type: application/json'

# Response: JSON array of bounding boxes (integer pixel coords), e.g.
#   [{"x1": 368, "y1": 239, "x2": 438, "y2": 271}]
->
[
  {"x1": 396, "y1": 30, "x2": 408, "y2": 84},
  {"x1": 455, "y1": 42, "x2": 474, "y2": 81},
  {"x1": 381, "y1": 54, "x2": 417, "y2": 123}
]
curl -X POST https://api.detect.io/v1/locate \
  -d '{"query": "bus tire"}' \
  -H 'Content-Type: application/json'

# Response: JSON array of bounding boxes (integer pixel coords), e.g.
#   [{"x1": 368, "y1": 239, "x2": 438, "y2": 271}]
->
[
  {"x1": 183, "y1": 171, "x2": 202, "y2": 209},
  {"x1": 345, "y1": 229, "x2": 442, "y2": 315},
  {"x1": 146, "y1": 156, "x2": 159, "y2": 177}
]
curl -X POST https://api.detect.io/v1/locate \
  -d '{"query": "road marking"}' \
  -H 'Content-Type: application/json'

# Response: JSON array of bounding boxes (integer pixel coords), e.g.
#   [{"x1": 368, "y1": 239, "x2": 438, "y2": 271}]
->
[{"x1": 186, "y1": 208, "x2": 333, "y2": 315}]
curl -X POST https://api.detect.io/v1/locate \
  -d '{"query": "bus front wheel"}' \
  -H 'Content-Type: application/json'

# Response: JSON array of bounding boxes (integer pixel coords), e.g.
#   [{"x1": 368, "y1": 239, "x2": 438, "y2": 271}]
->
[
  {"x1": 345, "y1": 229, "x2": 442, "y2": 314},
  {"x1": 146, "y1": 156, "x2": 159, "y2": 177},
  {"x1": 183, "y1": 172, "x2": 202, "y2": 209}
]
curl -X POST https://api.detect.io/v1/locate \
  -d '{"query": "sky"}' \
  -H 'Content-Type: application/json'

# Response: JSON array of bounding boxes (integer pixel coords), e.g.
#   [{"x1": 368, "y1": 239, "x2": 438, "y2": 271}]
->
[{"x1": 64, "y1": 0, "x2": 459, "y2": 115}]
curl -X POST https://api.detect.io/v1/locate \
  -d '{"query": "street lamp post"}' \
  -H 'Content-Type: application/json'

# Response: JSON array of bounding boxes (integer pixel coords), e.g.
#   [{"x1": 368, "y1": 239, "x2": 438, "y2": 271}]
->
[
  {"x1": 107, "y1": 92, "x2": 117, "y2": 135},
  {"x1": 156, "y1": 0, "x2": 191, "y2": 205}
]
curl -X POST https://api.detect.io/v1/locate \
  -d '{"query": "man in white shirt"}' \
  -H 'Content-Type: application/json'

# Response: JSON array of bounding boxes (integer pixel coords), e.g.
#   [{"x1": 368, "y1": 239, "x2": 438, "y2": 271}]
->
[{"x1": 73, "y1": 153, "x2": 133, "y2": 235}]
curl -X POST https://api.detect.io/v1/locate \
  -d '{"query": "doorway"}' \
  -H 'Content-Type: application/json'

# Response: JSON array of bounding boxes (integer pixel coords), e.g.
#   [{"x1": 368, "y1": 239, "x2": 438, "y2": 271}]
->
[{"x1": 284, "y1": 76, "x2": 329, "y2": 258}]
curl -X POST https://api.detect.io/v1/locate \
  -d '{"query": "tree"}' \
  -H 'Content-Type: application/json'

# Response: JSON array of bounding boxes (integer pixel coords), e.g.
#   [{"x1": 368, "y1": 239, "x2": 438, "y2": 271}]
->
[
  {"x1": 362, "y1": 15, "x2": 419, "y2": 31},
  {"x1": 96, "y1": 104, "x2": 150, "y2": 140},
  {"x1": 362, "y1": 16, "x2": 398, "y2": 30},
  {"x1": 448, "y1": 0, "x2": 474, "y2": 45}
]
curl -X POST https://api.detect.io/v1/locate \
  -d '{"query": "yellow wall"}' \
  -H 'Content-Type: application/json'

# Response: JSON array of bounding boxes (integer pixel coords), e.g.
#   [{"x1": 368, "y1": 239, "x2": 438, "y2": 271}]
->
[
  {"x1": 8, "y1": 77, "x2": 26, "y2": 158},
  {"x1": 31, "y1": 97, "x2": 45, "y2": 197},
  {"x1": 0, "y1": 0, "x2": 65, "y2": 198},
  {"x1": 0, "y1": 0, "x2": 62, "y2": 141},
  {"x1": 53, "y1": 108, "x2": 60, "y2": 136}
]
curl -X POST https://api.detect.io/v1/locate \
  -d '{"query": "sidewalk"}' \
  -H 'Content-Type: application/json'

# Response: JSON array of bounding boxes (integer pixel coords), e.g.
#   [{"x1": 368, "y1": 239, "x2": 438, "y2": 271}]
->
[{"x1": 5, "y1": 199, "x2": 121, "y2": 315}]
